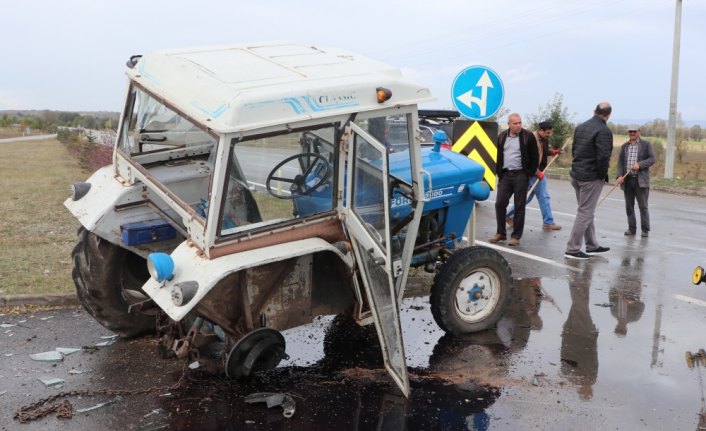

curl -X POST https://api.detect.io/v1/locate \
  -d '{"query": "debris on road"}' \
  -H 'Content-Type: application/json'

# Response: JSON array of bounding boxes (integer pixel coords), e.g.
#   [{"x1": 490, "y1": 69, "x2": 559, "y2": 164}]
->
[
  {"x1": 94, "y1": 339, "x2": 116, "y2": 347},
  {"x1": 244, "y1": 392, "x2": 296, "y2": 418},
  {"x1": 56, "y1": 347, "x2": 81, "y2": 356},
  {"x1": 29, "y1": 351, "x2": 64, "y2": 362},
  {"x1": 76, "y1": 396, "x2": 122, "y2": 413},
  {"x1": 38, "y1": 377, "x2": 65, "y2": 387}
]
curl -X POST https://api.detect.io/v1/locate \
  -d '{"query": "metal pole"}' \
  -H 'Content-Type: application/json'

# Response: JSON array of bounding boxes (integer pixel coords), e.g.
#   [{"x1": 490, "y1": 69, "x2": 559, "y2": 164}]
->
[
  {"x1": 464, "y1": 202, "x2": 476, "y2": 247},
  {"x1": 665, "y1": 0, "x2": 682, "y2": 179}
]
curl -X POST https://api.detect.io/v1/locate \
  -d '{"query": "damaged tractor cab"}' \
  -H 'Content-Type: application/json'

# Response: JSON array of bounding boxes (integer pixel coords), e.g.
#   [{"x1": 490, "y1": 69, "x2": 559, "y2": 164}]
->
[{"x1": 64, "y1": 42, "x2": 512, "y2": 397}]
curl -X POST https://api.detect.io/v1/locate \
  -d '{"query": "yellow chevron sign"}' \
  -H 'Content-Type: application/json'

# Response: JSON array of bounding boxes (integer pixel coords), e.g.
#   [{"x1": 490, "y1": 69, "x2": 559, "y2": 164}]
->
[{"x1": 451, "y1": 120, "x2": 499, "y2": 189}]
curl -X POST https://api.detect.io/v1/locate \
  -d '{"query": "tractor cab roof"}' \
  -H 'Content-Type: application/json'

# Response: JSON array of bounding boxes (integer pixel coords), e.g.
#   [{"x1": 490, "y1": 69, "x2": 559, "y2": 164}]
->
[{"x1": 127, "y1": 42, "x2": 433, "y2": 134}]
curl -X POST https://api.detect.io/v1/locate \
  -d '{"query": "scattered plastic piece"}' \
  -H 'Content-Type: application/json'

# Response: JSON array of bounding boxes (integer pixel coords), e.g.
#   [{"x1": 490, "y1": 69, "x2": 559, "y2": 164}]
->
[
  {"x1": 68, "y1": 369, "x2": 84, "y2": 375},
  {"x1": 0, "y1": 390, "x2": 7, "y2": 396},
  {"x1": 4, "y1": 353, "x2": 13, "y2": 357},
  {"x1": 55, "y1": 347, "x2": 82, "y2": 356},
  {"x1": 29, "y1": 351, "x2": 64, "y2": 362},
  {"x1": 0, "y1": 323, "x2": 16, "y2": 329},
  {"x1": 76, "y1": 396, "x2": 122, "y2": 413},
  {"x1": 39, "y1": 316, "x2": 55, "y2": 321},
  {"x1": 244, "y1": 392, "x2": 296, "y2": 418},
  {"x1": 100, "y1": 334, "x2": 119, "y2": 340},
  {"x1": 143, "y1": 408, "x2": 165, "y2": 418},
  {"x1": 188, "y1": 361, "x2": 200, "y2": 370},
  {"x1": 38, "y1": 377, "x2": 65, "y2": 387},
  {"x1": 95, "y1": 340, "x2": 116, "y2": 347}
]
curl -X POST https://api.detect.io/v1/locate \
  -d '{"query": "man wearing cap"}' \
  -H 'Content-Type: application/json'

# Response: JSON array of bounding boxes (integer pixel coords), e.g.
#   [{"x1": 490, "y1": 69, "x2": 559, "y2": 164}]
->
[
  {"x1": 615, "y1": 127, "x2": 655, "y2": 237},
  {"x1": 505, "y1": 120, "x2": 562, "y2": 231}
]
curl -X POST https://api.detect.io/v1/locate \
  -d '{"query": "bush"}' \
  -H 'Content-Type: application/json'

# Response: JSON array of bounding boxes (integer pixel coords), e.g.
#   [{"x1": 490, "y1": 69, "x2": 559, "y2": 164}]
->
[{"x1": 651, "y1": 138, "x2": 664, "y2": 162}]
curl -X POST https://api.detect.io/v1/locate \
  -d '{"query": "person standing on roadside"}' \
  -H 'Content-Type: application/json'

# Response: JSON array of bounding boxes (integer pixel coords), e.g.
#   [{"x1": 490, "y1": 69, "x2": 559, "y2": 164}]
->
[
  {"x1": 505, "y1": 120, "x2": 562, "y2": 231},
  {"x1": 564, "y1": 103, "x2": 613, "y2": 259},
  {"x1": 615, "y1": 127, "x2": 655, "y2": 237},
  {"x1": 489, "y1": 113, "x2": 539, "y2": 247}
]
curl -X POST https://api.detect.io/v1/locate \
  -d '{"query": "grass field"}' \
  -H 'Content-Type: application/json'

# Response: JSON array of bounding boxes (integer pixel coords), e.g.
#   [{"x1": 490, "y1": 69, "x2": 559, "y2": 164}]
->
[
  {"x1": 0, "y1": 138, "x2": 82, "y2": 296},
  {"x1": 548, "y1": 134, "x2": 706, "y2": 190}
]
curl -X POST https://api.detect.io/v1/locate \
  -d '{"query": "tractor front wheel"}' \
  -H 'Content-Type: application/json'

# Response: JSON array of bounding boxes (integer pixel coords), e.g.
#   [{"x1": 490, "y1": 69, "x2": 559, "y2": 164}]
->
[
  {"x1": 430, "y1": 246, "x2": 512, "y2": 335},
  {"x1": 72, "y1": 227, "x2": 156, "y2": 338}
]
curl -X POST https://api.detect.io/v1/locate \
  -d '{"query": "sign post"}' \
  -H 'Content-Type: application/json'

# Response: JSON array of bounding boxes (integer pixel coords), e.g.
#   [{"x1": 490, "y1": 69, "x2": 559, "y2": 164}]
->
[{"x1": 451, "y1": 66, "x2": 504, "y2": 246}]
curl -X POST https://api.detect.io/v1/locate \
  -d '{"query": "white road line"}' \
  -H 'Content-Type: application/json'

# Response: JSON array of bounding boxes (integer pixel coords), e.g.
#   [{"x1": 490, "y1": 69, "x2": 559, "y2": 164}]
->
[
  {"x1": 672, "y1": 294, "x2": 706, "y2": 308},
  {"x1": 469, "y1": 239, "x2": 583, "y2": 272},
  {"x1": 485, "y1": 200, "x2": 575, "y2": 219}
]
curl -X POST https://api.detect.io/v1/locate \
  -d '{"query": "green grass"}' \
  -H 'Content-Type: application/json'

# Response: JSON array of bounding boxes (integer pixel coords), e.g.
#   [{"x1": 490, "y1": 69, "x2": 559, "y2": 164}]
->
[{"x1": 0, "y1": 138, "x2": 82, "y2": 296}]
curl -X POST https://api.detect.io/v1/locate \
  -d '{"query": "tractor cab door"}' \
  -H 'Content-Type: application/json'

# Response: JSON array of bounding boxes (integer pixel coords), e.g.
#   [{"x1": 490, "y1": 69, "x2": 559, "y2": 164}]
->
[{"x1": 342, "y1": 122, "x2": 410, "y2": 397}]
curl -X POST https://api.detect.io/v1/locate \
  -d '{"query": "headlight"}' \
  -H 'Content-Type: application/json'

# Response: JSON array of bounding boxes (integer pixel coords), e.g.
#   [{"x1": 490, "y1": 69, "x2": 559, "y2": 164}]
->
[
  {"x1": 70, "y1": 182, "x2": 91, "y2": 201},
  {"x1": 469, "y1": 181, "x2": 491, "y2": 201},
  {"x1": 147, "y1": 252, "x2": 175, "y2": 282}
]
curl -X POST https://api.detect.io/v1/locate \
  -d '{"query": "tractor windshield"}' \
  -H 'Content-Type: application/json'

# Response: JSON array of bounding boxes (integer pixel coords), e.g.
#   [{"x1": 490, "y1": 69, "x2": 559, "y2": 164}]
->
[{"x1": 117, "y1": 85, "x2": 217, "y2": 156}]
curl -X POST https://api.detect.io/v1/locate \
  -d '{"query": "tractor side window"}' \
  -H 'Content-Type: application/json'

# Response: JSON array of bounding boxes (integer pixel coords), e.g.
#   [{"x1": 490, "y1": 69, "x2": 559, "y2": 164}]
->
[
  {"x1": 355, "y1": 115, "x2": 410, "y2": 153},
  {"x1": 219, "y1": 125, "x2": 336, "y2": 236},
  {"x1": 351, "y1": 133, "x2": 388, "y2": 247}
]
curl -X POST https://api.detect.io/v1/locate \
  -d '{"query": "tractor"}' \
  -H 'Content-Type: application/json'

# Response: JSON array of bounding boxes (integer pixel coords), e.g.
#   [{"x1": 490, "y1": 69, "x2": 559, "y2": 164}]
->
[{"x1": 65, "y1": 42, "x2": 512, "y2": 397}]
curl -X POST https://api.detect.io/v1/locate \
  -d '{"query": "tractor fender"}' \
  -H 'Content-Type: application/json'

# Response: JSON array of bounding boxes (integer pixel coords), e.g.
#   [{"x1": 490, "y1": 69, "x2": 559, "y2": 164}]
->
[
  {"x1": 64, "y1": 166, "x2": 159, "y2": 252},
  {"x1": 141, "y1": 237, "x2": 353, "y2": 322}
]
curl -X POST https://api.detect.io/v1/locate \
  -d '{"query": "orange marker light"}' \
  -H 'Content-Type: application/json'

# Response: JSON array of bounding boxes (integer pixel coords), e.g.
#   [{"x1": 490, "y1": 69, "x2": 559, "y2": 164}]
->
[{"x1": 376, "y1": 87, "x2": 392, "y2": 103}]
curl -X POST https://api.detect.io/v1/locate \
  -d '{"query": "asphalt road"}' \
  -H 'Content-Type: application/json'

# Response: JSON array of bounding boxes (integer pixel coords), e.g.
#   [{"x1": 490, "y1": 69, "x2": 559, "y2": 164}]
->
[
  {"x1": 2, "y1": 178, "x2": 706, "y2": 430},
  {"x1": 0, "y1": 134, "x2": 56, "y2": 144}
]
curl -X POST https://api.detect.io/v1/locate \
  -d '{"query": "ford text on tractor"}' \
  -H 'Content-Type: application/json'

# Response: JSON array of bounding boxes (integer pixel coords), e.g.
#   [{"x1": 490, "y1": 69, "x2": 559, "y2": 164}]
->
[{"x1": 65, "y1": 42, "x2": 512, "y2": 397}]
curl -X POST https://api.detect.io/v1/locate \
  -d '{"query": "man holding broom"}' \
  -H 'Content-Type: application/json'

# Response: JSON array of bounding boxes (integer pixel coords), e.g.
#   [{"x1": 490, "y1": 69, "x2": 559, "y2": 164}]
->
[
  {"x1": 615, "y1": 127, "x2": 655, "y2": 237},
  {"x1": 505, "y1": 120, "x2": 562, "y2": 231}
]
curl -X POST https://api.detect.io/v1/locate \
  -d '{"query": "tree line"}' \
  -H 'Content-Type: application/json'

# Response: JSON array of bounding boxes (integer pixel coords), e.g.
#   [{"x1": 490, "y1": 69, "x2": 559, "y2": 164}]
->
[{"x1": 0, "y1": 110, "x2": 119, "y2": 132}]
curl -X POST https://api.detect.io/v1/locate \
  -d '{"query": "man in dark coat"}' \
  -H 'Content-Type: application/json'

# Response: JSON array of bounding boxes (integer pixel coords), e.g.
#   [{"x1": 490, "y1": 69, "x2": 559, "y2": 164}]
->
[
  {"x1": 489, "y1": 113, "x2": 539, "y2": 247},
  {"x1": 564, "y1": 102, "x2": 613, "y2": 259},
  {"x1": 615, "y1": 127, "x2": 656, "y2": 237}
]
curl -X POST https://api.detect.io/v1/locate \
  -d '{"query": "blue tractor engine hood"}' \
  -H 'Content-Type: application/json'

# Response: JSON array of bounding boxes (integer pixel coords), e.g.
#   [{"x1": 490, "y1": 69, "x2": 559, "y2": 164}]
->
[{"x1": 388, "y1": 147, "x2": 490, "y2": 243}]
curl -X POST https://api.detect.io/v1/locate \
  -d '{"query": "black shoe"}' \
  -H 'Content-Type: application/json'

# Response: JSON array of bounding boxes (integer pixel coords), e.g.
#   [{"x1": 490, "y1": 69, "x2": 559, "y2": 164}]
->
[
  {"x1": 564, "y1": 251, "x2": 590, "y2": 260},
  {"x1": 641, "y1": 231, "x2": 649, "y2": 237},
  {"x1": 624, "y1": 230, "x2": 636, "y2": 236},
  {"x1": 586, "y1": 246, "x2": 610, "y2": 255}
]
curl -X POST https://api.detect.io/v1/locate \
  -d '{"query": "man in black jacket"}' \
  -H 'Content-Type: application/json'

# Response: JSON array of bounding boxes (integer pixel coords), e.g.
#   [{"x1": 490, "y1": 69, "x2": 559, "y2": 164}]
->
[
  {"x1": 489, "y1": 113, "x2": 539, "y2": 247},
  {"x1": 564, "y1": 102, "x2": 613, "y2": 259}
]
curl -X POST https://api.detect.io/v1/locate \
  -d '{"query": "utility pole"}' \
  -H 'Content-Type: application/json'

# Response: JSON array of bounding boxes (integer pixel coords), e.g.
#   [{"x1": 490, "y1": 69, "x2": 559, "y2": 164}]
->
[{"x1": 665, "y1": 0, "x2": 682, "y2": 179}]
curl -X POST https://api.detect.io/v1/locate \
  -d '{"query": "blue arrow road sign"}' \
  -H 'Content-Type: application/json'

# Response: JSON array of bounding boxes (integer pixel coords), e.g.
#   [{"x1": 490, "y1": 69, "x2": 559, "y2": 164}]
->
[{"x1": 451, "y1": 66, "x2": 504, "y2": 121}]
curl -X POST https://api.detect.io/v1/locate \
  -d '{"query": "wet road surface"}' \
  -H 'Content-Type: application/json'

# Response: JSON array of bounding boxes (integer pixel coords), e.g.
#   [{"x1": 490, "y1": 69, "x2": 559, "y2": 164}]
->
[{"x1": 2, "y1": 179, "x2": 706, "y2": 430}]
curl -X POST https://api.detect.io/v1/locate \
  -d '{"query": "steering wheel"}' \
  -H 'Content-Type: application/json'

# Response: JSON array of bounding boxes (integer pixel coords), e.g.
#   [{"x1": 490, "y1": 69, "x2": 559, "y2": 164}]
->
[{"x1": 266, "y1": 153, "x2": 330, "y2": 200}]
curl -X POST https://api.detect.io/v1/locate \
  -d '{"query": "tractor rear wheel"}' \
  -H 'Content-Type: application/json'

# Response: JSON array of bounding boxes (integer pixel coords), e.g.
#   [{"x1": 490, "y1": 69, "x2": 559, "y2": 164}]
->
[
  {"x1": 430, "y1": 246, "x2": 512, "y2": 335},
  {"x1": 72, "y1": 227, "x2": 156, "y2": 338}
]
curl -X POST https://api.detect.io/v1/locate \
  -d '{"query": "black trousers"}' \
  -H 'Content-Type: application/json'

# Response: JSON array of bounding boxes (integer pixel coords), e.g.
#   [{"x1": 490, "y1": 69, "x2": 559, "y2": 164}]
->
[
  {"x1": 623, "y1": 175, "x2": 650, "y2": 233},
  {"x1": 495, "y1": 170, "x2": 530, "y2": 238}
]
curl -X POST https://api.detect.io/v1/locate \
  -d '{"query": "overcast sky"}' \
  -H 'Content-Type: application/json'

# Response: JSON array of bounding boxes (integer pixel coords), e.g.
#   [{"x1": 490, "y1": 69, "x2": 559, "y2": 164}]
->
[{"x1": 1, "y1": 0, "x2": 704, "y2": 124}]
